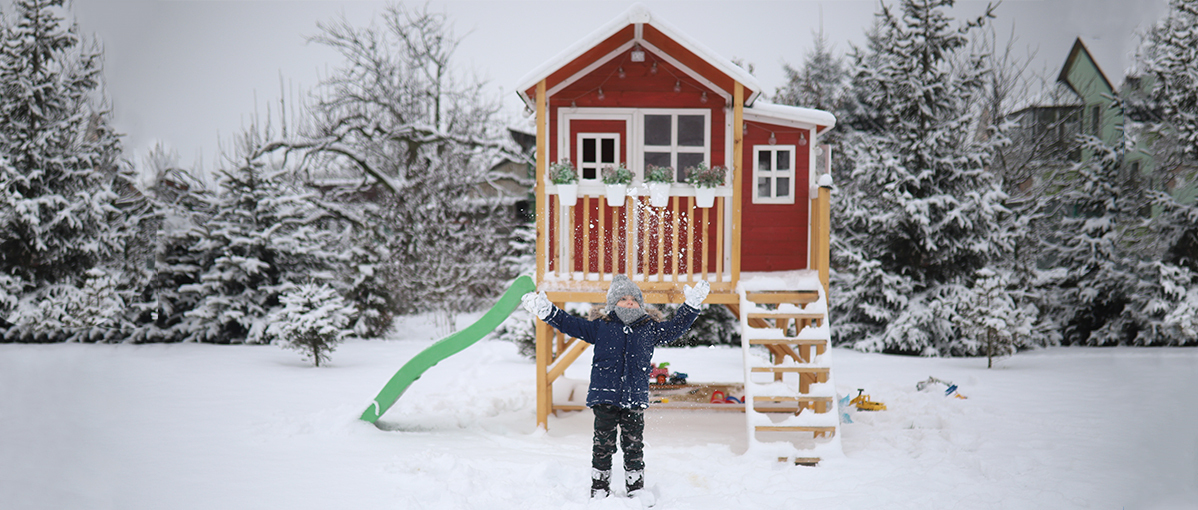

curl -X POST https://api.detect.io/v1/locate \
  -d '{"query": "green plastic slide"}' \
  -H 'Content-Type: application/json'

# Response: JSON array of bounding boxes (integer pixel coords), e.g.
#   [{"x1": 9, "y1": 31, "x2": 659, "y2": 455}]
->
[{"x1": 360, "y1": 275, "x2": 537, "y2": 423}]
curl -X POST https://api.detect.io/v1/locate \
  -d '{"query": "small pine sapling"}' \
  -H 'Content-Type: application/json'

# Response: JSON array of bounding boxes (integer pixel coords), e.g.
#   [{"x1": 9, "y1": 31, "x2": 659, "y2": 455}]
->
[{"x1": 267, "y1": 284, "x2": 357, "y2": 367}]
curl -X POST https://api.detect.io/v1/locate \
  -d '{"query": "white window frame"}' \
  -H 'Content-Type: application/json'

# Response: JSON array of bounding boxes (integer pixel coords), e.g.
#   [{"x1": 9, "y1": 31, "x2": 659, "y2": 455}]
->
[
  {"x1": 576, "y1": 132, "x2": 621, "y2": 183},
  {"x1": 753, "y1": 145, "x2": 796, "y2": 204},
  {"x1": 636, "y1": 109, "x2": 711, "y2": 183}
]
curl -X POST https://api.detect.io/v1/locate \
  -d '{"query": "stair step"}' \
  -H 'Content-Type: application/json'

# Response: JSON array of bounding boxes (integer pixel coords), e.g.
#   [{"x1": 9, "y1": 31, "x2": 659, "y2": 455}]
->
[
  {"x1": 744, "y1": 291, "x2": 819, "y2": 305},
  {"x1": 781, "y1": 457, "x2": 822, "y2": 466},
  {"x1": 747, "y1": 338, "x2": 827, "y2": 346},
  {"x1": 746, "y1": 312, "x2": 824, "y2": 320},
  {"x1": 750, "y1": 366, "x2": 830, "y2": 374},
  {"x1": 755, "y1": 425, "x2": 837, "y2": 435},
  {"x1": 753, "y1": 395, "x2": 833, "y2": 404}
]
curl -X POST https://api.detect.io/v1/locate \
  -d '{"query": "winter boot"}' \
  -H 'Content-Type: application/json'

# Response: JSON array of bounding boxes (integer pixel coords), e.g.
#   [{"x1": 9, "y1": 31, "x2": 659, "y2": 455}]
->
[
  {"x1": 591, "y1": 469, "x2": 611, "y2": 498},
  {"x1": 625, "y1": 469, "x2": 644, "y2": 495}
]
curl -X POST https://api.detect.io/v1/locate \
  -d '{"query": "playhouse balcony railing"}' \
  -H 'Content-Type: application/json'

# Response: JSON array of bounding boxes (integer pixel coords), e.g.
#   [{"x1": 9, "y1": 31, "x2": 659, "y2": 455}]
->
[{"x1": 539, "y1": 183, "x2": 735, "y2": 297}]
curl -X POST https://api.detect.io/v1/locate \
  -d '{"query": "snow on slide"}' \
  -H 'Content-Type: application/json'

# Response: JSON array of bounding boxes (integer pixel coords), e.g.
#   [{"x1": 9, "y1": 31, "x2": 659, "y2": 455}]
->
[{"x1": 359, "y1": 275, "x2": 536, "y2": 423}]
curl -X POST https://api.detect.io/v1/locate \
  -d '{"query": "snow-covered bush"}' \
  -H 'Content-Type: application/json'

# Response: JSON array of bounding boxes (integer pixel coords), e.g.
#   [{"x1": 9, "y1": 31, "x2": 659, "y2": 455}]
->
[
  {"x1": 267, "y1": 284, "x2": 357, "y2": 367},
  {"x1": 493, "y1": 307, "x2": 537, "y2": 359},
  {"x1": 7, "y1": 269, "x2": 124, "y2": 342}
]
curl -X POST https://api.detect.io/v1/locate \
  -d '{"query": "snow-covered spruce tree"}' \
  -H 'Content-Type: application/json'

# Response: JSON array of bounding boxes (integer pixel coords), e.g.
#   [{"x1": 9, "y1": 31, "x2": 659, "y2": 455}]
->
[
  {"x1": 267, "y1": 283, "x2": 356, "y2": 367},
  {"x1": 1038, "y1": 136, "x2": 1147, "y2": 345},
  {"x1": 1134, "y1": 0, "x2": 1198, "y2": 274},
  {"x1": 1138, "y1": 0, "x2": 1198, "y2": 160},
  {"x1": 282, "y1": 4, "x2": 525, "y2": 330},
  {"x1": 180, "y1": 132, "x2": 344, "y2": 344},
  {"x1": 775, "y1": 28, "x2": 849, "y2": 115},
  {"x1": 831, "y1": 0, "x2": 1009, "y2": 355},
  {"x1": 0, "y1": 0, "x2": 124, "y2": 342},
  {"x1": 128, "y1": 148, "x2": 216, "y2": 343}
]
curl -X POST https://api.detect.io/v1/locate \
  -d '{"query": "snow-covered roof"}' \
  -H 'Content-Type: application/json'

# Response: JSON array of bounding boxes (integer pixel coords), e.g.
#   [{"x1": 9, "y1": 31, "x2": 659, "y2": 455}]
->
[
  {"x1": 743, "y1": 101, "x2": 837, "y2": 135},
  {"x1": 516, "y1": 3, "x2": 762, "y2": 110}
]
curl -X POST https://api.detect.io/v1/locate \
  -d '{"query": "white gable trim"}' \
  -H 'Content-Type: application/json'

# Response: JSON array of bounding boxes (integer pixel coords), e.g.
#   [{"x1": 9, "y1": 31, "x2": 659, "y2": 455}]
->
[{"x1": 517, "y1": 3, "x2": 760, "y2": 110}]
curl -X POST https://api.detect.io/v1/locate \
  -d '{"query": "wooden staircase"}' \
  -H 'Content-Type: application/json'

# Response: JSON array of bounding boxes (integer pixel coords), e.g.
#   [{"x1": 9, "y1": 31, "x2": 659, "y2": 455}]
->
[{"x1": 737, "y1": 282, "x2": 840, "y2": 465}]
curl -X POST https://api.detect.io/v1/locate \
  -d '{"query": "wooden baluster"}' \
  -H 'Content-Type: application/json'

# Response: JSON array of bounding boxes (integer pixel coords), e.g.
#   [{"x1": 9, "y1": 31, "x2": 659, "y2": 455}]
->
[
  {"x1": 686, "y1": 196, "x2": 695, "y2": 283},
  {"x1": 599, "y1": 199, "x2": 607, "y2": 276},
  {"x1": 671, "y1": 195, "x2": 680, "y2": 283},
  {"x1": 716, "y1": 196, "x2": 724, "y2": 282},
  {"x1": 656, "y1": 204, "x2": 665, "y2": 282},
  {"x1": 701, "y1": 206, "x2": 710, "y2": 281},
  {"x1": 625, "y1": 199, "x2": 634, "y2": 275},
  {"x1": 583, "y1": 197, "x2": 591, "y2": 280}
]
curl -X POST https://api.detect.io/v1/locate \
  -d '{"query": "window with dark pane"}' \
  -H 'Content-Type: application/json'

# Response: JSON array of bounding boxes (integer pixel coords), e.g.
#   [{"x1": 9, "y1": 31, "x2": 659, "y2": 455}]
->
[
  {"x1": 644, "y1": 152, "x2": 671, "y2": 171},
  {"x1": 644, "y1": 115, "x2": 671, "y2": 146},
  {"x1": 582, "y1": 138, "x2": 597, "y2": 179},
  {"x1": 601, "y1": 139, "x2": 615, "y2": 165},
  {"x1": 776, "y1": 177, "x2": 789, "y2": 198},
  {"x1": 677, "y1": 153, "x2": 704, "y2": 182},
  {"x1": 678, "y1": 115, "x2": 704, "y2": 146},
  {"x1": 776, "y1": 150, "x2": 790, "y2": 171},
  {"x1": 758, "y1": 150, "x2": 772, "y2": 171}
]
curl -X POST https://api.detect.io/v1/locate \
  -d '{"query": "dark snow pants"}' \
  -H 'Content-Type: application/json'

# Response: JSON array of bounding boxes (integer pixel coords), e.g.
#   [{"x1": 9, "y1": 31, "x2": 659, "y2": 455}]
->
[{"x1": 591, "y1": 404, "x2": 645, "y2": 483}]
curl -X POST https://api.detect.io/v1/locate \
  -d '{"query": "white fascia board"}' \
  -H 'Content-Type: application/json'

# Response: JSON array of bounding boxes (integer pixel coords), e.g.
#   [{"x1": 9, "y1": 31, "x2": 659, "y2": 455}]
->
[
  {"x1": 516, "y1": 5, "x2": 649, "y2": 108},
  {"x1": 516, "y1": 3, "x2": 762, "y2": 109},
  {"x1": 644, "y1": 8, "x2": 761, "y2": 105},
  {"x1": 743, "y1": 101, "x2": 837, "y2": 136}
]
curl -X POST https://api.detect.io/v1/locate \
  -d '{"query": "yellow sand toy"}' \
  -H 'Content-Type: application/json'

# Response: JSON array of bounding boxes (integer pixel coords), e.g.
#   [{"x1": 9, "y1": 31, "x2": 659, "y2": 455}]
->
[{"x1": 849, "y1": 389, "x2": 887, "y2": 411}]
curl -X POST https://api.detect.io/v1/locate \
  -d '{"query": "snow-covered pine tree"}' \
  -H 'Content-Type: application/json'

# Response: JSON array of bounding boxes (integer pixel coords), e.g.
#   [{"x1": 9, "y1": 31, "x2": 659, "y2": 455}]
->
[
  {"x1": 1038, "y1": 136, "x2": 1147, "y2": 345},
  {"x1": 1139, "y1": 0, "x2": 1198, "y2": 160},
  {"x1": 0, "y1": 0, "x2": 124, "y2": 341},
  {"x1": 129, "y1": 147, "x2": 216, "y2": 343},
  {"x1": 831, "y1": 0, "x2": 1008, "y2": 355},
  {"x1": 775, "y1": 28, "x2": 848, "y2": 115},
  {"x1": 180, "y1": 132, "x2": 343, "y2": 344},
  {"x1": 267, "y1": 283, "x2": 356, "y2": 367}
]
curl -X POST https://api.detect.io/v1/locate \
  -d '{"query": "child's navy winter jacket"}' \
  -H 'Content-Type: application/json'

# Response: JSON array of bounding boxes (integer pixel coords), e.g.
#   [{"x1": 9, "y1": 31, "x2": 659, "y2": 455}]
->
[{"x1": 543, "y1": 304, "x2": 699, "y2": 409}]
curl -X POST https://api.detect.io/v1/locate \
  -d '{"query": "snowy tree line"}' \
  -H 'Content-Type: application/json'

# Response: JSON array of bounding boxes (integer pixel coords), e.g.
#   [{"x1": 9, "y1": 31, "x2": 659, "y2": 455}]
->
[
  {"x1": 0, "y1": 1, "x2": 530, "y2": 347},
  {"x1": 776, "y1": 0, "x2": 1198, "y2": 354}
]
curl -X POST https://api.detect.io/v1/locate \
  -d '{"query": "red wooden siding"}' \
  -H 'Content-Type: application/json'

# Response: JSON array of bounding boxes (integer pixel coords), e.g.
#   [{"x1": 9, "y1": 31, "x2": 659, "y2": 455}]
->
[
  {"x1": 740, "y1": 126, "x2": 811, "y2": 272},
  {"x1": 547, "y1": 51, "x2": 728, "y2": 168},
  {"x1": 641, "y1": 24, "x2": 756, "y2": 103}
]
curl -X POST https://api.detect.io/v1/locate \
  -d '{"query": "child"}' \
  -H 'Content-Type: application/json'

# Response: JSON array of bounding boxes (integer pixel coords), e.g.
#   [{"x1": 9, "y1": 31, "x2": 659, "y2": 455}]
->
[{"x1": 521, "y1": 275, "x2": 710, "y2": 498}]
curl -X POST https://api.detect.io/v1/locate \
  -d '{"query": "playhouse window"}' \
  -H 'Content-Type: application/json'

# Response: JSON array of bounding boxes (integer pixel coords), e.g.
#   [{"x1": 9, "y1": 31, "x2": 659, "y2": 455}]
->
[
  {"x1": 753, "y1": 145, "x2": 795, "y2": 204},
  {"x1": 641, "y1": 112, "x2": 708, "y2": 182},
  {"x1": 578, "y1": 133, "x2": 619, "y2": 181}
]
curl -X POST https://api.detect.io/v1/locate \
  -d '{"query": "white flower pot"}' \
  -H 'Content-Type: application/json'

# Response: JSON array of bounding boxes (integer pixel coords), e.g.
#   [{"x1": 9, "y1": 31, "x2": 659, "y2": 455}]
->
[
  {"x1": 647, "y1": 182, "x2": 671, "y2": 208},
  {"x1": 695, "y1": 187, "x2": 716, "y2": 208},
  {"x1": 557, "y1": 184, "x2": 578, "y2": 207},
  {"x1": 605, "y1": 184, "x2": 628, "y2": 207}
]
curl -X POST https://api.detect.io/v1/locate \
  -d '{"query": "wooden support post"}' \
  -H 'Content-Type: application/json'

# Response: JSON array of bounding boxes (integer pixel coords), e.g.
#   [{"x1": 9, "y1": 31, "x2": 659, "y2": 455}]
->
[
  {"x1": 535, "y1": 80, "x2": 547, "y2": 284},
  {"x1": 731, "y1": 81, "x2": 744, "y2": 286},
  {"x1": 814, "y1": 183, "x2": 832, "y2": 295},
  {"x1": 535, "y1": 320, "x2": 552, "y2": 429}
]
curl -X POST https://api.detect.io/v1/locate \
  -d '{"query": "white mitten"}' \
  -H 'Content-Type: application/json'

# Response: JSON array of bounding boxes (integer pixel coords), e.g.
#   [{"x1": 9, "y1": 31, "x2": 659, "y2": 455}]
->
[
  {"x1": 521, "y1": 291, "x2": 553, "y2": 320},
  {"x1": 683, "y1": 280, "x2": 710, "y2": 308}
]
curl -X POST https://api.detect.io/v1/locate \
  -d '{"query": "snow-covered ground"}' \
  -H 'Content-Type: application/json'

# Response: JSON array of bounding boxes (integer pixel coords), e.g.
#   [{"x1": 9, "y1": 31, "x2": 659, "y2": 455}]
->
[{"x1": 3, "y1": 312, "x2": 1196, "y2": 510}]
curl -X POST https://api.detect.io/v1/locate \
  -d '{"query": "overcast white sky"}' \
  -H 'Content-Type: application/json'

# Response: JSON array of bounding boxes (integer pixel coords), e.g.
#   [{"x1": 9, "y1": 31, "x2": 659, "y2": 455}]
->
[{"x1": 53, "y1": 0, "x2": 1169, "y2": 173}]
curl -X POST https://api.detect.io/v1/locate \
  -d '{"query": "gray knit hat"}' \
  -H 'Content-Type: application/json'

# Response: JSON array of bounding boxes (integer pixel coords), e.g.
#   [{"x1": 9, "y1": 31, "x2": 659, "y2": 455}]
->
[{"x1": 605, "y1": 274, "x2": 644, "y2": 312}]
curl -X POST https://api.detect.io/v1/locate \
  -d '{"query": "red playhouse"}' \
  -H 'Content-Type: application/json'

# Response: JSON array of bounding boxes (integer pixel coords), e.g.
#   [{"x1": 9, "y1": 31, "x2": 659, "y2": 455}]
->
[{"x1": 519, "y1": 5, "x2": 840, "y2": 463}]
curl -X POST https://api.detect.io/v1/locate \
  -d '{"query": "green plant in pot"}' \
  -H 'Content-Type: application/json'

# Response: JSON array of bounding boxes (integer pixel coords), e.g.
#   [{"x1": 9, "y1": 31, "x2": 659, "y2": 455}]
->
[
  {"x1": 550, "y1": 160, "x2": 579, "y2": 206},
  {"x1": 645, "y1": 164, "x2": 674, "y2": 207},
  {"x1": 601, "y1": 163, "x2": 633, "y2": 207},
  {"x1": 685, "y1": 163, "x2": 726, "y2": 208}
]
